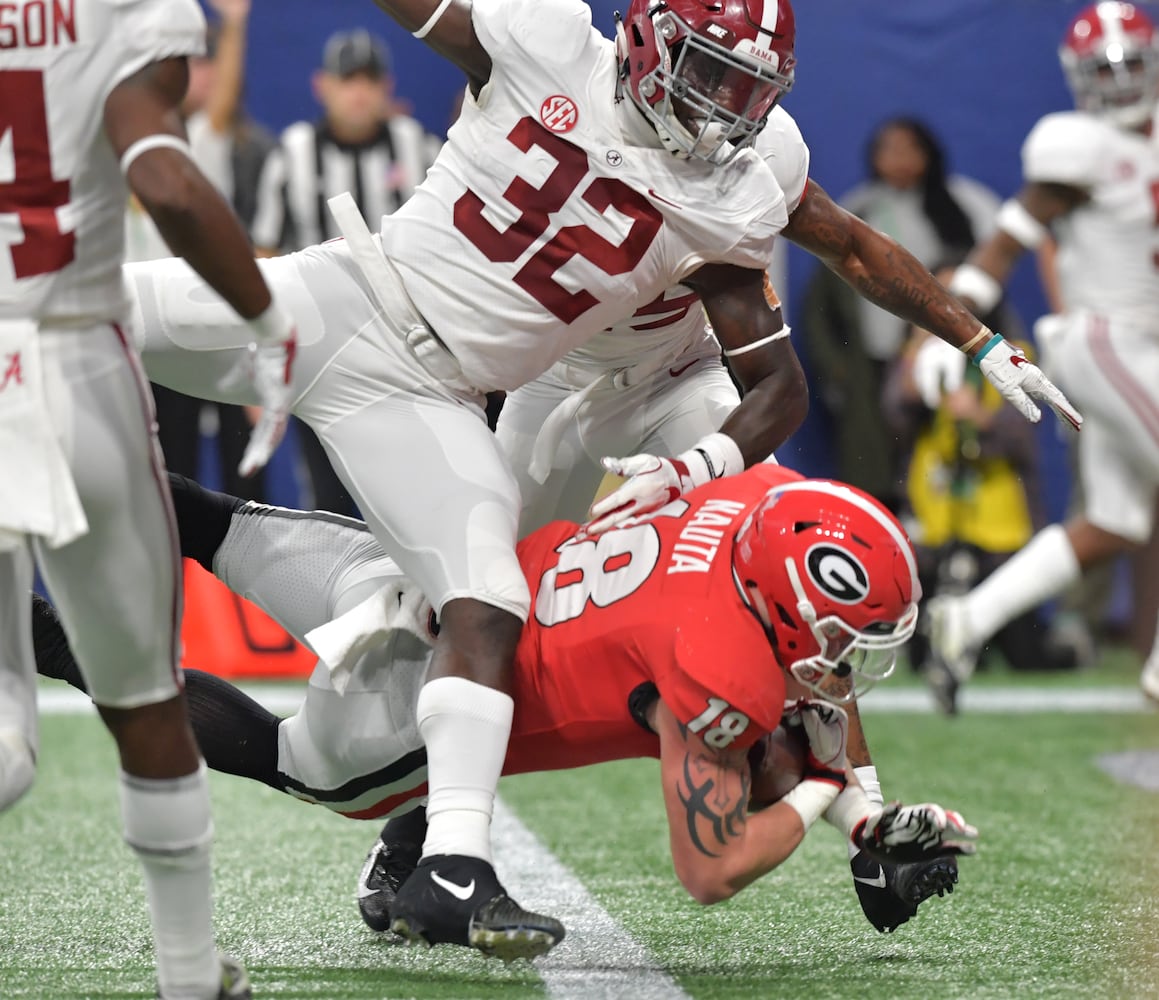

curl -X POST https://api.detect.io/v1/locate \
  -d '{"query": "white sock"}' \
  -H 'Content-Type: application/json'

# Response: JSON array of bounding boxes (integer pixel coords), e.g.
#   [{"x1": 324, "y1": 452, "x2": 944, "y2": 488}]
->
[
  {"x1": 848, "y1": 765, "x2": 883, "y2": 860},
  {"x1": 417, "y1": 676, "x2": 513, "y2": 863},
  {"x1": 120, "y1": 764, "x2": 218, "y2": 1000},
  {"x1": 962, "y1": 524, "x2": 1080, "y2": 646},
  {"x1": 0, "y1": 726, "x2": 35, "y2": 811}
]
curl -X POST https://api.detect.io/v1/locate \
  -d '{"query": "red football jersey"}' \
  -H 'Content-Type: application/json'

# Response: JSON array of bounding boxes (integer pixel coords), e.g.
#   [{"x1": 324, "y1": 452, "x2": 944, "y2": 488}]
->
[{"x1": 502, "y1": 464, "x2": 803, "y2": 775}]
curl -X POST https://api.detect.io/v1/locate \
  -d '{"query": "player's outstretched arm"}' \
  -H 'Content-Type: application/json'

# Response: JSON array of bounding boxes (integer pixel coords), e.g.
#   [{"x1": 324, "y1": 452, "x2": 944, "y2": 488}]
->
[
  {"x1": 371, "y1": 0, "x2": 491, "y2": 91},
  {"x1": 585, "y1": 268, "x2": 806, "y2": 534},
  {"x1": 783, "y1": 178, "x2": 1081, "y2": 430},
  {"x1": 656, "y1": 699, "x2": 835, "y2": 905}
]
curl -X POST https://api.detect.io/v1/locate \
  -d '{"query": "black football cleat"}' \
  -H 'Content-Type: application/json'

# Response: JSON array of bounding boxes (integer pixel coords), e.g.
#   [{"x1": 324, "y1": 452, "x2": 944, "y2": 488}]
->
[
  {"x1": 357, "y1": 834, "x2": 423, "y2": 933},
  {"x1": 389, "y1": 854, "x2": 565, "y2": 962},
  {"x1": 851, "y1": 850, "x2": 959, "y2": 933}
]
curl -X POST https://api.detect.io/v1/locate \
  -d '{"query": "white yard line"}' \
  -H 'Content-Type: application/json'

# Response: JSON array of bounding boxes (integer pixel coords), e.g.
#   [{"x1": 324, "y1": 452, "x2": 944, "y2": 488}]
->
[
  {"x1": 492, "y1": 800, "x2": 691, "y2": 1000},
  {"x1": 36, "y1": 683, "x2": 1156, "y2": 716}
]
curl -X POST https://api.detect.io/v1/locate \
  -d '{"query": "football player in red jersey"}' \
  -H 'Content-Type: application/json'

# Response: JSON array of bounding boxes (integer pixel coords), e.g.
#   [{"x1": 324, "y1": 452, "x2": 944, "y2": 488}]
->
[{"x1": 33, "y1": 466, "x2": 978, "y2": 944}]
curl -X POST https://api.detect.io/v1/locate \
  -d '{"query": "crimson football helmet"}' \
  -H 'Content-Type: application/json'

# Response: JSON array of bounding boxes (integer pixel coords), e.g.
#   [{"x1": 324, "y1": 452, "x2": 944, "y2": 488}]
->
[
  {"x1": 616, "y1": 0, "x2": 796, "y2": 164},
  {"x1": 1059, "y1": 2, "x2": 1159, "y2": 127},
  {"x1": 732, "y1": 480, "x2": 921, "y2": 703}
]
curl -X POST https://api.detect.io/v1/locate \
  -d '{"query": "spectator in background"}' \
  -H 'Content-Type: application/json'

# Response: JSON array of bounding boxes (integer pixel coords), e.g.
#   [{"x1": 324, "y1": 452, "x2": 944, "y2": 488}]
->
[
  {"x1": 279, "y1": 29, "x2": 442, "y2": 515},
  {"x1": 883, "y1": 268, "x2": 1078, "y2": 706},
  {"x1": 126, "y1": 0, "x2": 287, "y2": 501},
  {"x1": 803, "y1": 117, "x2": 1001, "y2": 509}
]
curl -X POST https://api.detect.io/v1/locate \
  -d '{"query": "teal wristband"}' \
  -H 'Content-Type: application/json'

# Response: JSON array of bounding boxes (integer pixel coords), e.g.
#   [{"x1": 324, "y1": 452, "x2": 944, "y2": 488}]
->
[{"x1": 971, "y1": 333, "x2": 1005, "y2": 367}]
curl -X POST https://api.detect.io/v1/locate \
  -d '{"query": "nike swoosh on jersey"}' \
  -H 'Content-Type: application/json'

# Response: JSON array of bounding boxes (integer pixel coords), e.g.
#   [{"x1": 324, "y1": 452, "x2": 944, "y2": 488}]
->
[
  {"x1": 853, "y1": 871, "x2": 888, "y2": 889},
  {"x1": 431, "y1": 870, "x2": 476, "y2": 900},
  {"x1": 669, "y1": 360, "x2": 697, "y2": 377}
]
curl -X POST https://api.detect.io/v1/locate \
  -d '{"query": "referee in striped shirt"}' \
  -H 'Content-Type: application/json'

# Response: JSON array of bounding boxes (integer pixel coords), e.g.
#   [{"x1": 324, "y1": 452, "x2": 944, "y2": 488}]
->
[{"x1": 279, "y1": 29, "x2": 443, "y2": 514}]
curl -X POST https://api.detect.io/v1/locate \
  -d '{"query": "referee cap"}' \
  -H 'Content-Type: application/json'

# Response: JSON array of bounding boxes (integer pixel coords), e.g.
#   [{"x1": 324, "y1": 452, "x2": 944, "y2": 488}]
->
[{"x1": 323, "y1": 29, "x2": 391, "y2": 79}]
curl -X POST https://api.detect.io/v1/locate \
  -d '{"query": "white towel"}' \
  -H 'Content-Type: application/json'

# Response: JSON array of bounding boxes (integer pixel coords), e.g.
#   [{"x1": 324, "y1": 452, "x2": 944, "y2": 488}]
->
[
  {"x1": 0, "y1": 321, "x2": 88, "y2": 552},
  {"x1": 305, "y1": 579, "x2": 434, "y2": 695}
]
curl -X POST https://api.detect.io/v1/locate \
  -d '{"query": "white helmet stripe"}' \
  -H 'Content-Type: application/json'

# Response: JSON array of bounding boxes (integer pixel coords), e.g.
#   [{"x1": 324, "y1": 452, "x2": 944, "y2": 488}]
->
[
  {"x1": 754, "y1": 0, "x2": 782, "y2": 39},
  {"x1": 1096, "y1": 2, "x2": 1128, "y2": 47},
  {"x1": 765, "y1": 481, "x2": 921, "y2": 596}
]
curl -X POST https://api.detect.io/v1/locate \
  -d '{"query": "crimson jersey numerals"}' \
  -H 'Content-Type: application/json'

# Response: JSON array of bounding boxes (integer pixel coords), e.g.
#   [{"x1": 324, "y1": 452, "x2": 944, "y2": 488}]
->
[
  {"x1": 453, "y1": 117, "x2": 662, "y2": 323},
  {"x1": 0, "y1": 69, "x2": 75, "y2": 278}
]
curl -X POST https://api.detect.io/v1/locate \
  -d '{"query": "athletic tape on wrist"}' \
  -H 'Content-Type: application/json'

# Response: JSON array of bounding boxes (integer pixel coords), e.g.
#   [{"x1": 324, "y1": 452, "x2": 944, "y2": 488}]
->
[
  {"x1": 822, "y1": 781, "x2": 874, "y2": 840},
  {"x1": 247, "y1": 300, "x2": 294, "y2": 345},
  {"x1": 119, "y1": 134, "x2": 193, "y2": 176},
  {"x1": 679, "y1": 431, "x2": 744, "y2": 484},
  {"x1": 413, "y1": 0, "x2": 455, "y2": 38},
  {"x1": 948, "y1": 264, "x2": 1002, "y2": 315},
  {"x1": 782, "y1": 778, "x2": 840, "y2": 831},
  {"x1": 996, "y1": 197, "x2": 1050, "y2": 249}
]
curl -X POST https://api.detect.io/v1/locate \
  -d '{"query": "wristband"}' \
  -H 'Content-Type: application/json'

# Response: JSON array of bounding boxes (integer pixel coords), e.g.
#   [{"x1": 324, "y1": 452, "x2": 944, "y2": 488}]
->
[
  {"x1": 971, "y1": 333, "x2": 1006, "y2": 367},
  {"x1": 782, "y1": 778, "x2": 842, "y2": 831},
  {"x1": 959, "y1": 325, "x2": 992, "y2": 355},
  {"x1": 246, "y1": 300, "x2": 294, "y2": 345},
  {"x1": 676, "y1": 431, "x2": 744, "y2": 485},
  {"x1": 996, "y1": 197, "x2": 1050, "y2": 249},
  {"x1": 948, "y1": 264, "x2": 1002, "y2": 314}
]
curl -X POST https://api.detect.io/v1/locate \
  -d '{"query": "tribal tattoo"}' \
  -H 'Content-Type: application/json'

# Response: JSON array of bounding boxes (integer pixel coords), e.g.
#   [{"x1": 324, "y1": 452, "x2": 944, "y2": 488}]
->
[{"x1": 676, "y1": 749, "x2": 751, "y2": 859}]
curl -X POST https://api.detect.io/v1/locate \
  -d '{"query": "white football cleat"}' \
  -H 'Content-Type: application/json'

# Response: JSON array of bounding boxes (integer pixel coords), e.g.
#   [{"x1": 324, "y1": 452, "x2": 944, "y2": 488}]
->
[{"x1": 925, "y1": 596, "x2": 980, "y2": 715}]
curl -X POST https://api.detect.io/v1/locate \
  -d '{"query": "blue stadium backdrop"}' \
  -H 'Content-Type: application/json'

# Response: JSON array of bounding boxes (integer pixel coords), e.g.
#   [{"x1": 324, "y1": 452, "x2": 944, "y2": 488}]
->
[{"x1": 212, "y1": 0, "x2": 1146, "y2": 521}]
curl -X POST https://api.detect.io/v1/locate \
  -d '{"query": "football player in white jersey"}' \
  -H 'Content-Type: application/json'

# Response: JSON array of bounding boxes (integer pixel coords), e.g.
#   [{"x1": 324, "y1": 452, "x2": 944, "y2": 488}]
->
[
  {"x1": 0, "y1": 1, "x2": 296, "y2": 997},
  {"x1": 121, "y1": 0, "x2": 1078, "y2": 955},
  {"x1": 919, "y1": 1, "x2": 1159, "y2": 712}
]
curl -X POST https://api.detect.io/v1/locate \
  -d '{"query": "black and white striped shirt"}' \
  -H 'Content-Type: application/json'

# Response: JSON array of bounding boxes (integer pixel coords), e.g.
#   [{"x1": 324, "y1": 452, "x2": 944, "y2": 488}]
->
[{"x1": 280, "y1": 116, "x2": 441, "y2": 248}]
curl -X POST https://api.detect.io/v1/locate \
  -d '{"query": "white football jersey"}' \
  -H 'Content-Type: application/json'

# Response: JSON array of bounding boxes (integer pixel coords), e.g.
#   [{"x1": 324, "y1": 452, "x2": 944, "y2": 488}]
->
[
  {"x1": 563, "y1": 105, "x2": 811, "y2": 371},
  {"x1": 0, "y1": 0, "x2": 205, "y2": 324},
  {"x1": 1023, "y1": 110, "x2": 1159, "y2": 327},
  {"x1": 379, "y1": 0, "x2": 786, "y2": 391}
]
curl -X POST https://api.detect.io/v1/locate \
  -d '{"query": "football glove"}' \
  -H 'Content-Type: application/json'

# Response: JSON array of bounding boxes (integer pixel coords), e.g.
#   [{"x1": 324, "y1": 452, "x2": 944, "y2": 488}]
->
[
  {"x1": 976, "y1": 335, "x2": 1081, "y2": 430},
  {"x1": 912, "y1": 336, "x2": 967, "y2": 410},
  {"x1": 789, "y1": 699, "x2": 849, "y2": 788},
  {"x1": 853, "y1": 801, "x2": 978, "y2": 865},
  {"x1": 219, "y1": 301, "x2": 298, "y2": 477},
  {"x1": 584, "y1": 453, "x2": 700, "y2": 535}
]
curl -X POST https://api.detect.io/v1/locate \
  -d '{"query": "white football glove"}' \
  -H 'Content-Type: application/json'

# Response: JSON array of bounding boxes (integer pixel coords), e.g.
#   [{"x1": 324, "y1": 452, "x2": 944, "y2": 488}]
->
[
  {"x1": 976, "y1": 335, "x2": 1082, "y2": 430},
  {"x1": 788, "y1": 699, "x2": 849, "y2": 788},
  {"x1": 854, "y1": 801, "x2": 979, "y2": 864},
  {"x1": 219, "y1": 301, "x2": 298, "y2": 477},
  {"x1": 584, "y1": 453, "x2": 701, "y2": 535},
  {"x1": 912, "y1": 336, "x2": 967, "y2": 410}
]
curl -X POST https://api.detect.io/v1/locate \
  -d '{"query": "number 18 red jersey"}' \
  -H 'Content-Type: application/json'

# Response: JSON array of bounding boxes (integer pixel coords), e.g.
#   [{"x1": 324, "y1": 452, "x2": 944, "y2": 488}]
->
[{"x1": 503, "y1": 463, "x2": 803, "y2": 774}]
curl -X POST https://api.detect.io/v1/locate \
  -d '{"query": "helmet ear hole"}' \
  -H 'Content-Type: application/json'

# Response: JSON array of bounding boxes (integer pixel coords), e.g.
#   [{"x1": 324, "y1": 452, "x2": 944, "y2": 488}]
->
[{"x1": 774, "y1": 602, "x2": 796, "y2": 630}]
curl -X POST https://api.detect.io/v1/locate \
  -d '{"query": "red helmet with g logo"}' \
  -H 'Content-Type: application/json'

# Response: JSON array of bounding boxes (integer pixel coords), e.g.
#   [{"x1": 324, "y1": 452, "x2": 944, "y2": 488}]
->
[
  {"x1": 1060, "y1": 3, "x2": 1159, "y2": 126},
  {"x1": 615, "y1": 0, "x2": 796, "y2": 163},
  {"x1": 731, "y1": 479, "x2": 920, "y2": 702}
]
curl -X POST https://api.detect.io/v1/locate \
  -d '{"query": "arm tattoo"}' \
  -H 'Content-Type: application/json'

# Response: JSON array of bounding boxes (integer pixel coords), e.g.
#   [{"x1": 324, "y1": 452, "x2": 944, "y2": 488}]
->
[{"x1": 676, "y1": 752, "x2": 749, "y2": 859}]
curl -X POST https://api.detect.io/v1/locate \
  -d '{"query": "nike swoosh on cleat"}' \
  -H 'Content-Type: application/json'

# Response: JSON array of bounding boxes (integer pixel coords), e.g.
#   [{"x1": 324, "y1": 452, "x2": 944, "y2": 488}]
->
[
  {"x1": 854, "y1": 872, "x2": 888, "y2": 889},
  {"x1": 431, "y1": 870, "x2": 476, "y2": 900}
]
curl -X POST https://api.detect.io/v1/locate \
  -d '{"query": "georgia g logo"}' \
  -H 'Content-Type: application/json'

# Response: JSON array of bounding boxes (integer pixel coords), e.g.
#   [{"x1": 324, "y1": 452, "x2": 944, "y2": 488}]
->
[{"x1": 805, "y1": 544, "x2": 869, "y2": 605}]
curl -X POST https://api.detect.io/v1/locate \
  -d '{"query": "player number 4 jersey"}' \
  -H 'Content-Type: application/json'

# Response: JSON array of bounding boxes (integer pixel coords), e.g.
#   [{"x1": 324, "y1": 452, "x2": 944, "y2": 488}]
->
[
  {"x1": 0, "y1": 0, "x2": 205, "y2": 324},
  {"x1": 379, "y1": 0, "x2": 786, "y2": 392}
]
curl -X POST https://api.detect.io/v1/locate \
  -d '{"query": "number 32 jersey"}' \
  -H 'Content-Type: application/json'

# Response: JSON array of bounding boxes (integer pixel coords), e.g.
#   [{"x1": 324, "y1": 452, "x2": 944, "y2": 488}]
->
[
  {"x1": 380, "y1": 0, "x2": 787, "y2": 391},
  {"x1": 0, "y1": 0, "x2": 205, "y2": 324},
  {"x1": 503, "y1": 463, "x2": 804, "y2": 774}
]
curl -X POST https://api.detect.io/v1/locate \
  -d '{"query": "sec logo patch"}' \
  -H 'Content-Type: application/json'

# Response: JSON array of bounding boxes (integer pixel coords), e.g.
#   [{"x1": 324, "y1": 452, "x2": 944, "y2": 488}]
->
[{"x1": 540, "y1": 95, "x2": 578, "y2": 133}]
